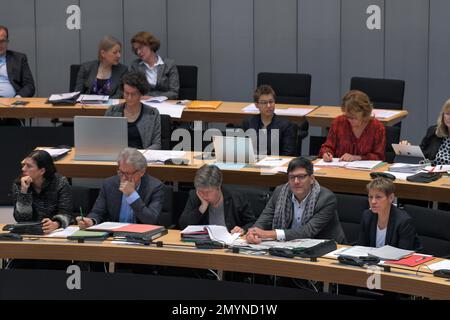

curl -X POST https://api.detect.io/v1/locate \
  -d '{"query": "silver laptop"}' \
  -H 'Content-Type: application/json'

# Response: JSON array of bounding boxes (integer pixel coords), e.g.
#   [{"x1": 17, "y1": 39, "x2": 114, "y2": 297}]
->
[
  {"x1": 213, "y1": 135, "x2": 256, "y2": 164},
  {"x1": 74, "y1": 116, "x2": 127, "y2": 161},
  {"x1": 391, "y1": 143, "x2": 425, "y2": 164}
]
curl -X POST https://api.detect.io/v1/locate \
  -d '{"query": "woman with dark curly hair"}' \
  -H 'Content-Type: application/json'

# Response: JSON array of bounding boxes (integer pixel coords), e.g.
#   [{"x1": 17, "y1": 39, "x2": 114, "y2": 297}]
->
[{"x1": 105, "y1": 71, "x2": 161, "y2": 150}]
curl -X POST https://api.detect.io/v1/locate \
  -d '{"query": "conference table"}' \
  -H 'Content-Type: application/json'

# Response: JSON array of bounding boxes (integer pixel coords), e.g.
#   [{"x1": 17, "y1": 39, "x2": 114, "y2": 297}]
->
[
  {"x1": 0, "y1": 98, "x2": 407, "y2": 127},
  {"x1": 53, "y1": 150, "x2": 450, "y2": 203},
  {"x1": 0, "y1": 229, "x2": 448, "y2": 299}
]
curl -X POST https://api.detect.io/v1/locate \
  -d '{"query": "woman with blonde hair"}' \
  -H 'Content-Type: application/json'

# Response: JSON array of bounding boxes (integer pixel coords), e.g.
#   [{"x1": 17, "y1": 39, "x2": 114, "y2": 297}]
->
[{"x1": 74, "y1": 35, "x2": 128, "y2": 98}]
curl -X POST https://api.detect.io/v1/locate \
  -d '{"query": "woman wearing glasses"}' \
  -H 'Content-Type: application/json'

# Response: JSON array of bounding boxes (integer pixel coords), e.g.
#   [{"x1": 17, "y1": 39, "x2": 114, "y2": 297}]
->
[
  {"x1": 242, "y1": 85, "x2": 297, "y2": 156},
  {"x1": 74, "y1": 36, "x2": 128, "y2": 98},
  {"x1": 105, "y1": 71, "x2": 161, "y2": 150},
  {"x1": 129, "y1": 31, "x2": 179, "y2": 100},
  {"x1": 319, "y1": 90, "x2": 386, "y2": 162}
]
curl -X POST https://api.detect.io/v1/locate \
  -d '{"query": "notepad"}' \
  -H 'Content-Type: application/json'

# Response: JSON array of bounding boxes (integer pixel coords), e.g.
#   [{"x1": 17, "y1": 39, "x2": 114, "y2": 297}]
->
[
  {"x1": 187, "y1": 100, "x2": 222, "y2": 109},
  {"x1": 384, "y1": 254, "x2": 434, "y2": 267},
  {"x1": 67, "y1": 230, "x2": 109, "y2": 240}
]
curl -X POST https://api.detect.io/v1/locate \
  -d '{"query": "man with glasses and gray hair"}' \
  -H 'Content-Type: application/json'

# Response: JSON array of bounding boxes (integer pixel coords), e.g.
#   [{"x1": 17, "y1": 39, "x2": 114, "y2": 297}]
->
[
  {"x1": 179, "y1": 164, "x2": 256, "y2": 234},
  {"x1": 246, "y1": 157, "x2": 346, "y2": 244},
  {"x1": 77, "y1": 147, "x2": 164, "y2": 228},
  {"x1": 0, "y1": 25, "x2": 35, "y2": 98}
]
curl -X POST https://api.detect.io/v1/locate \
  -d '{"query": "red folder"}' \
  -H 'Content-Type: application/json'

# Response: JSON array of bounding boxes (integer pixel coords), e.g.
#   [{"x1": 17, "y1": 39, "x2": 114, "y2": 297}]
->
[{"x1": 385, "y1": 254, "x2": 434, "y2": 267}]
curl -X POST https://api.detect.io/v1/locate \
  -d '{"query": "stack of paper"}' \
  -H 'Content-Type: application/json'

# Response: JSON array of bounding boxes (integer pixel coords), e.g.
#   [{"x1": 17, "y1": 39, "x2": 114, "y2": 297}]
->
[
  {"x1": 372, "y1": 109, "x2": 401, "y2": 119},
  {"x1": 368, "y1": 245, "x2": 414, "y2": 261},
  {"x1": 141, "y1": 150, "x2": 186, "y2": 163},
  {"x1": 48, "y1": 91, "x2": 80, "y2": 103},
  {"x1": 274, "y1": 108, "x2": 314, "y2": 116},
  {"x1": 315, "y1": 158, "x2": 383, "y2": 170},
  {"x1": 389, "y1": 163, "x2": 425, "y2": 174},
  {"x1": 181, "y1": 225, "x2": 240, "y2": 245},
  {"x1": 325, "y1": 246, "x2": 377, "y2": 258},
  {"x1": 77, "y1": 94, "x2": 109, "y2": 104},
  {"x1": 40, "y1": 148, "x2": 71, "y2": 159},
  {"x1": 256, "y1": 157, "x2": 291, "y2": 167},
  {"x1": 142, "y1": 101, "x2": 185, "y2": 118},
  {"x1": 142, "y1": 96, "x2": 168, "y2": 103},
  {"x1": 424, "y1": 165, "x2": 450, "y2": 173}
]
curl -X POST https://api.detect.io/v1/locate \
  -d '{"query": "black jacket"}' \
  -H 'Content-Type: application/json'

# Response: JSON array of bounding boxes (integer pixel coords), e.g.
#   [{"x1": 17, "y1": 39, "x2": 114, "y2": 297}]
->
[
  {"x1": 179, "y1": 187, "x2": 256, "y2": 231},
  {"x1": 5, "y1": 50, "x2": 35, "y2": 97},
  {"x1": 74, "y1": 60, "x2": 128, "y2": 98},
  {"x1": 420, "y1": 125, "x2": 444, "y2": 161},
  {"x1": 358, "y1": 205, "x2": 421, "y2": 251},
  {"x1": 243, "y1": 114, "x2": 297, "y2": 156}
]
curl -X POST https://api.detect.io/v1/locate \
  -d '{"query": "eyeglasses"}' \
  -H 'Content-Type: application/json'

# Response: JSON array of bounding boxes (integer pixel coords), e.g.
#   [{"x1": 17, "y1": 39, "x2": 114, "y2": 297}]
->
[
  {"x1": 258, "y1": 100, "x2": 275, "y2": 106},
  {"x1": 0, "y1": 39, "x2": 9, "y2": 45},
  {"x1": 288, "y1": 174, "x2": 310, "y2": 181},
  {"x1": 133, "y1": 44, "x2": 147, "y2": 55},
  {"x1": 117, "y1": 169, "x2": 139, "y2": 179}
]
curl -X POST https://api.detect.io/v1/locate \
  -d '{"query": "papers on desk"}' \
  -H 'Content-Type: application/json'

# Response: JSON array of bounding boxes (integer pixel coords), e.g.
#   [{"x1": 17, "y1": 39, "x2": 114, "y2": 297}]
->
[
  {"x1": 142, "y1": 101, "x2": 185, "y2": 118},
  {"x1": 181, "y1": 225, "x2": 240, "y2": 245},
  {"x1": 383, "y1": 171, "x2": 415, "y2": 181},
  {"x1": 427, "y1": 260, "x2": 450, "y2": 271},
  {"x1": 214, "y1": 162, "x2": 247, "y2": 171},
  {"x1": 256, "y1": 157, "x2": 291, "y2": 167},
  {"x1": 232, "y1": 238, "x2": 328, "y2": 251},
  {"x1": 424, "y1": 165, "x2": 450, "y2": 173},
  {"x1": 142, "y1": 96, "x2": 168, "y2": 103},
  {"x1": 87, "y1": 222, "x2": 128, "y2": 230},
  {"x1": 368, "y1": 245, "x2": 414, "y2": 261},
  {"x1": 141, "y1": 150, "x2": 186, "y2": 163},
  {"x1": 325, "y1": 246, "x2": 377, "y2": 258},
  {"x1": 314, "y1": 158, "x2": 383, "y2": 170},
  {"x1": 45, "y1": 226, "x2": 79, "y2": 238},
  {"x1": 388, "y1": 163, "x2": 425, "y2": 174},
  {"x1": 39, "y1": 148, "x2": 71, "y2": 159},
  {"x1": 77, "y1": 94, "x2": 109, "y2": 104},
  {"x1": 241, "y1": 104, "x2": 314, "y2": 117},
  {"x1": 48, "y1": 91, "x2": 80, "y2": 102},
  {"x1": 372, "y1": 109, "x2": 401, "y2": 119},
  {"x1": 275, "y1": 108, "x2": 314, "y2": 116}
]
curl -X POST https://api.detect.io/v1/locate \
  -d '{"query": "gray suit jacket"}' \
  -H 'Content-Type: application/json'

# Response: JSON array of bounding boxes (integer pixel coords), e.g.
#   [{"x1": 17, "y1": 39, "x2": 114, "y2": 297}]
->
[
  {"x1": 5, "y1": 50, "x2": 35, "y2": 97},
  {"x1": 88, "y1": 174, "x2": 165, "y2": 225},
  {"x1": 130, "y1": 57, "x2": 179, "y2": 99},
  {"x1": 74, "y1": 60, "x2": 128, "y2": 98},
  {"x1": 254, "y1": 185, "x2": 346, "y2": 244},
  {"x1": 105, "y1": 103, "x2": 161, "y2": 150}
]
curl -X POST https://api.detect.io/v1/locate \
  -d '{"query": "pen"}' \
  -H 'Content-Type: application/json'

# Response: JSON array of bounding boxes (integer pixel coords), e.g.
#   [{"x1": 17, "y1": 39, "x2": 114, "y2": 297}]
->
[
  {"x1": 415, "y1": 256, "x2": 426, "y2": 262},
  {"x1": 80, "y1": 206, "x2": 85, "y2": 222}
]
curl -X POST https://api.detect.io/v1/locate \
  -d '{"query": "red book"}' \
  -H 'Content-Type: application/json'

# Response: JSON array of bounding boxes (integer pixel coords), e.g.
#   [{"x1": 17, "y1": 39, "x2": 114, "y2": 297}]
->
[{"x1": 385, "y1": 254, "x2": 434, "y2": 267}]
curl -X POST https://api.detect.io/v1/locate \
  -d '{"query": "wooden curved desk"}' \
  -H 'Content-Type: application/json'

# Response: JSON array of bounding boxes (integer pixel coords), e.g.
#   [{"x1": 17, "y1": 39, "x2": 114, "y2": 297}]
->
[{"x1": 0, "y1": 230, "x2": 448, "y2": 299}]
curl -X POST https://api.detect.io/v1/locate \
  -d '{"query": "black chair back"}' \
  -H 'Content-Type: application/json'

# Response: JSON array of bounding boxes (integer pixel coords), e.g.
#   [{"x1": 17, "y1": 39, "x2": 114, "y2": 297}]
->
[
  {"x1": 177, "y1": 65, "x2": 198, "y2": 100},
  {"x1": 309, "y1": 136, "x2": 326, "y2": 156},
  {"x1": 160, "y1": 114, "x2": 172, "y2": 150},
  {"x1": 336, "y1": 193, "x2": 369, "y2": 245},
  {"x1": 70, "y1": 64, "x2": 81, "y2": 92},
  {"x1": 225, "y1": 185, "x2": 272, "y2": 219},
  {"x1": 157, "y1": 184, "x2": 174, "y2": 228},
  {"x1": 385, "y1": 125, "x2": 401, "y2": 163},
  {"x1": 404, "y1": 205, "x2": 450, "y2": 258},
  {"x1": 350, "y1": 77, "x2": 405, "y2": 110}
]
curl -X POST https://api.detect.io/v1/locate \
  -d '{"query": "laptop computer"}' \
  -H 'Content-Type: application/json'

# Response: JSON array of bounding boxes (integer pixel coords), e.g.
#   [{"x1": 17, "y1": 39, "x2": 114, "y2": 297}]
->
[
  {"x1": 74, "y1": 116, "x2": 127, "y2": 161},
  {"x1": 391, "y1": 143, "x2": 426, "y2": 164},
  {"x1": 212, "y1": 135, "x2": 257, "y2": 164}
]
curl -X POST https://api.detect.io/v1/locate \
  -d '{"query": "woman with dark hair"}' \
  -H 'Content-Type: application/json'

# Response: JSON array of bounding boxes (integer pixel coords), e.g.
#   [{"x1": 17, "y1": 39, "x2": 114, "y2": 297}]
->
[
  {"x1": 129, "y1": 31, "x2": 179, "y2": 99},
  {"x1": 12, "y1": 150, "x2": 73, "y2": 234},
  {"x1": 105, "y1": 71, "x2": 161, "y2": 149}
]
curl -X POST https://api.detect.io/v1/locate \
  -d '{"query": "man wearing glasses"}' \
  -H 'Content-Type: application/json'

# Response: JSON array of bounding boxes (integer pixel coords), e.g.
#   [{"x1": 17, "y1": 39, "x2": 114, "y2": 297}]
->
[
  {"x1": 246, "y1": 157, "x2": 346, "y2": 244},
  {"x1": 0, "y1": 25, "x2": 35, "y2": 98},
  {"x1": 242, "y1": 85, "x2": 297, "y2": 156},
  {"x1": 77, "y1": 147, "x2": 164, "y2": 228}
]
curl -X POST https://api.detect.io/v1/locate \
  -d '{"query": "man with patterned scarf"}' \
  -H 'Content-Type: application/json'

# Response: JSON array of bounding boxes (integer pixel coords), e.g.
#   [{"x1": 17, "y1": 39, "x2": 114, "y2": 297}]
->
[{"x1": 247, "y1": 157, "x2": 346, "y2": 244}]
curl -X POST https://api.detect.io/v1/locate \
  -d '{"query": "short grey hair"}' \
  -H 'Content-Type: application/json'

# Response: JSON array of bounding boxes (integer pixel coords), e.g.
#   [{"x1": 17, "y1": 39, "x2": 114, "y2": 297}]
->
[
  {"x1": 194, "y1": 164, "x2": 223, "y2": 189},
  {"x1": 117, "y1": 147, "x2": 147, "y2": 171}
]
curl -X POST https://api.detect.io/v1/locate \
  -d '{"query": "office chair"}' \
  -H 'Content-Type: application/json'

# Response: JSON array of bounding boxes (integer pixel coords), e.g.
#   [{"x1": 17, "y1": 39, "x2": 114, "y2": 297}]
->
[
  {"x1": 335, "y1": 193, "x2": 368, "y2": 245},
  {"x1": 404, "y1": 204, "x2": 450, "y2": 258},
  {"x1": 384, "y1": 125, "x2": 401, "y2": 163},
  {"x1": 257, "y1": 72, "x2": 312, "y2": 155},
  {"x1": 350, "y1": 77, "x2": 405, "y2": 110},
  {"x1": 70, "y1": 64, "x2": 81, "y2": 92},
  {"x1": 160, "y1": 114, "x2": 172, "y2": 150},
  {"x1": 177, "y1": 65, "x2": 198, "y2": 100}
]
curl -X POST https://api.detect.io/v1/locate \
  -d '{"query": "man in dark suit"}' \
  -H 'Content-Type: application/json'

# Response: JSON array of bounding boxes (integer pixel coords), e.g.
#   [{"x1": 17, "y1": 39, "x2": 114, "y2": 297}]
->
[
  {"x1": 0, "y1": 25, "x2": 35, "y2": 97},
  {"x1": 179, "y1": 164, "x2": 256, "y2": 234},
  {"x1": 77, "y1": 147, "x2": 164, "y2": 228},
  {"x1": 246, "y1": 157, "x2": 346, "y2": 244}
]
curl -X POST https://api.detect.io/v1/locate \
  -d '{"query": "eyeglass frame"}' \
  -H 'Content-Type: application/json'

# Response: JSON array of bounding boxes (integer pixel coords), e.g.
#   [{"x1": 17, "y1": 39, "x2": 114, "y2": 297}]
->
[
  {"x1": 288, "y1": 173, "x2": 311, "y2": 181},
  {"x1": 117, "y1": 169, "x2": 140, "y2": 179}
]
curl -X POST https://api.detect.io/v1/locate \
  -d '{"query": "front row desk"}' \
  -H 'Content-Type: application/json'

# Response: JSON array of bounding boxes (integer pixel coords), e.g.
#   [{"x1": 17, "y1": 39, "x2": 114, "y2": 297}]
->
[
  {"x1": 0, "y1": 229, "x2": 449, "y2": 299},
  {"x1": 53, "y1": 149, "x2": 450, "y2": 204}
]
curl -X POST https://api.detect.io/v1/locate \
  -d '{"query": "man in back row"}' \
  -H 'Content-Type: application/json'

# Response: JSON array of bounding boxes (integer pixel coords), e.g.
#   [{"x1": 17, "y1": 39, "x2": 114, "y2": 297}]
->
[
  {"x1": 0, "y1": 25, "x2": 35, "y2": 98},
  {"x1": 247, "y1": 157, "x2": 346, "y2": 244}
]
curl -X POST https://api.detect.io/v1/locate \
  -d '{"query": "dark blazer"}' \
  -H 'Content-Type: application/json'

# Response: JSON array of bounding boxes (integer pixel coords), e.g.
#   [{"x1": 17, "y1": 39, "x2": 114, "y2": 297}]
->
[
  {"x1": 420, "y1": 125, "x2": 444, "y2": 161},
  {"x1": 243, "y1": 114, "x2": 297, "y2": 156},
  {"x1": 179, "y1": 187, "x2": 256, "y2": 231},
  {"x1": 254, "y1": 185, "x2": 346, "y2": 243},
  {"x1": 130, "y1": 58, "x2": 179, "y2": 99},
  {"x1": 74, "y1": 60, "x2": 128, "y2": 98},
  {"x1": 5, "y1": 50, "x2": 35, "y2": 97},
  {"x1": 88, "y1": 174, "x2": 165, "y2": 225},
  {"x1": 357, "y1": 205, "x2": 421, "y2": 251}
]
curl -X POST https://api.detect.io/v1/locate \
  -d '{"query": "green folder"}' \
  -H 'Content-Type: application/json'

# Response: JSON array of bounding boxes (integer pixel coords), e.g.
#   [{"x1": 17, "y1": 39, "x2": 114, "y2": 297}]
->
[{"x1": 67, "y1": 230, "x2": 110, "y2": 241}]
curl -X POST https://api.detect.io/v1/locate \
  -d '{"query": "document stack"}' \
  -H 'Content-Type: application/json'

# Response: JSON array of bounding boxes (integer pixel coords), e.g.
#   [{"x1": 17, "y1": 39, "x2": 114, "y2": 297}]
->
[
  {"x1": 181, "y1": 225, "x2": 240, "y2": 245},
  {"x1": 388, "y1": 163, "x2": 425, "y2": 174}
]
